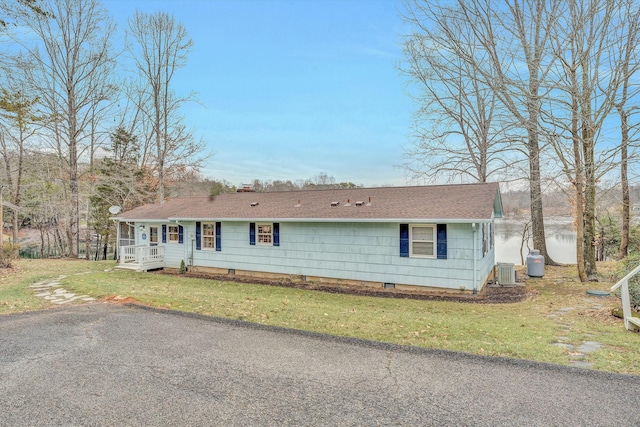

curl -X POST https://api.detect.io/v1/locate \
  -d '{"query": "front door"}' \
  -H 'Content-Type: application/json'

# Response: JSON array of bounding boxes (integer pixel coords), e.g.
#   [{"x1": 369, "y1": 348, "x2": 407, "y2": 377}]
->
[{"x1": 149, "y1": 226, "x2": 158, "y2": 246}]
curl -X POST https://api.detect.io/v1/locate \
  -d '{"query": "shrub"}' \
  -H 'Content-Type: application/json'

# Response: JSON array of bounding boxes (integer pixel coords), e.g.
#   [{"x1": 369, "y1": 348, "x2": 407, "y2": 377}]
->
[
  {"x1": 179, "y1": 259, "x2": 187, "y2": 274},
  {"x1": 0, "y1": 243, "x2": 20, "y2": 269}
]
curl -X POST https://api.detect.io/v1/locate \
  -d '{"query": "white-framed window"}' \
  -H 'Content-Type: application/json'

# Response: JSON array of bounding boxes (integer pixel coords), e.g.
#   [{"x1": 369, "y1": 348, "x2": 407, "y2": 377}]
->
[
  {"x1": 410, "y1": 224, "x2": 436, "y2": 258},
  {"x1": 257, "y1": 223, "x2": 272, "y2": 245},
  {"x1": 168, "y1": 225, "x2": 179, "y2": 243},
  {"x1": 149, "y1": 226, "x2": 158, "y2": 246},
  {"x1": 482, "y1": 223, "x2": 491, "y2": 256},
  {"x1": 202, "y1": 222, "x2": 215, "y2": 249}
]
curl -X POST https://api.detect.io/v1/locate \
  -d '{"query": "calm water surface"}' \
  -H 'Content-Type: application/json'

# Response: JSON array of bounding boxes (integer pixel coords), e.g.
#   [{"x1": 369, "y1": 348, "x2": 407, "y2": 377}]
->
[{"x1": 495, "y1": 218, "x2": 577, "y2": 265}]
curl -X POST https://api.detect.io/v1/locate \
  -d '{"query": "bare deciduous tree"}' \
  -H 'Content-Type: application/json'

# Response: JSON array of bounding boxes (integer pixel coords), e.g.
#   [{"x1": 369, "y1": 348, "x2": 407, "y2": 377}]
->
[
  {"x1": 0, "y1": 82, "x2": 42, "y2": 243},
  {"x1": 17, "y1": 0, "x2": 116, "y2": 257},
  {"x1": 613, "y1": 1, "x2": 640, "y2": 259},
  {"x1": 547, "y1": 0, "x2": 638, "y2": 279},
  {"x1": 127, "y1": 11, "x2": 206, "y2": 203},
  {"x1": 402, "y1": 4, "x2": 520, "y2": 183},
  {"x1": 403, "y1": 0, "x2": 562, "y2": 264}
]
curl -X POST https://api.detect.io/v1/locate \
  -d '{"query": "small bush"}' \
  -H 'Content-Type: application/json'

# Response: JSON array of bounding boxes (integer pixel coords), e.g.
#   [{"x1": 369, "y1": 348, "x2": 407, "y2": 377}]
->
[
  {"x1": 0, "y1": 243, "x2": 20, "y2": 268},
  {"x1": 179, "y1": 260, "x2": 187, "y2": 274}
]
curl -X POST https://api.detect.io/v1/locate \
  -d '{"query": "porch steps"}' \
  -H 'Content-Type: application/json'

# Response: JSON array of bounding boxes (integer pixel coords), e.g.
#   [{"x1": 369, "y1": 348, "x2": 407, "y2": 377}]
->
[
  {"x1": 611, "y1": 264, "x2": 640, "y2": 332},
  {"x1": 628, "y1": 317, "x2": 640, "y2": 329},
  {"x1": 115, "y1": 264, "x2": 144, "y2": 272},
  {"x1": 115, "y1": 263, "x2": 164, "y2": 272}
]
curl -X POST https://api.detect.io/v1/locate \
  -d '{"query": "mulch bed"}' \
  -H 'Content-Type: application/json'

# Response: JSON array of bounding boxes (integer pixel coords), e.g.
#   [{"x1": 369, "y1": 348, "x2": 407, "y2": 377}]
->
[{"x1": 155, "y1": 270, "x2": 531, "y2": 304}]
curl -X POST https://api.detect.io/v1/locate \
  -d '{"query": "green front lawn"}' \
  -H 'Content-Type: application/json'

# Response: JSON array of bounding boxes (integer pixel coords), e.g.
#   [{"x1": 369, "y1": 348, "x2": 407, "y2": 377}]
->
[{"x1": 2, "y1": 259, "x2": 639, "y2": 375}]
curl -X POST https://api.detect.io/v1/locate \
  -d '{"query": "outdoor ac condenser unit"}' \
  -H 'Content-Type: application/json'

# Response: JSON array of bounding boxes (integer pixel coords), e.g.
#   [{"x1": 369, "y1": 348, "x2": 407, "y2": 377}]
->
[{"x1": 497, "y1": 263, "x2": 516, "y2": 286}]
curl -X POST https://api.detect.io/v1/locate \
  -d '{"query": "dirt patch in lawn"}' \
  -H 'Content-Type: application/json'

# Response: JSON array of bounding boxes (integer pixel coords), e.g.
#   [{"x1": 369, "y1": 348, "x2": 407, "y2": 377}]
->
[
  {"x1": 104, "y1": 295, "x2": 142, "y2": 305},
  {"x1": 156, "y1": 270, "x2": 532, "y2": 304}
]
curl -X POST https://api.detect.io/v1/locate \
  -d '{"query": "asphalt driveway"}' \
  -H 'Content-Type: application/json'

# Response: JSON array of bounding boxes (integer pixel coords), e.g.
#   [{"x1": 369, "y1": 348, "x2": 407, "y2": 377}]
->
[{"x1": 1, "y1": 303, "x2": 639, "y2": 426}]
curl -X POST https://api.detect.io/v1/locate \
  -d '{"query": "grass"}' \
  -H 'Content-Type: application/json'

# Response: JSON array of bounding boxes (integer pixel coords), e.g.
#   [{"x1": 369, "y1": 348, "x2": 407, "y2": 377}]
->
[{"x1": 1, "y1": 258, "x2": 639, "y2": 375}]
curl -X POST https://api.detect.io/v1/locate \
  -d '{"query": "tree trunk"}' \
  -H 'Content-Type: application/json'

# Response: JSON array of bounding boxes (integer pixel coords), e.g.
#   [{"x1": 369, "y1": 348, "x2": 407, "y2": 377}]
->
[
  {"x1": 68, "y1": 127, "x2": 79, "y2": 258},
  {"x1": 619, "y1": 106, "x2": 629, "y2": 259},
  {"x1": 582, "y1": 125, "x2": 597, "y2": 277},
  {"x1": 572, "y1": 93, "x2": 587, "y2": 282},
  {"x1": 527, "y1": 124, "x2": 555, "y2": 265}
]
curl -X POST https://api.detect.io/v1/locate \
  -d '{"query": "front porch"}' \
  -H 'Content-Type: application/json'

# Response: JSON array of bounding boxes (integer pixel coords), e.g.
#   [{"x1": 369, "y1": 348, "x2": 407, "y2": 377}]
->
[{"x1": 118, "y1": 245, "x2": 165, "y2": 272}]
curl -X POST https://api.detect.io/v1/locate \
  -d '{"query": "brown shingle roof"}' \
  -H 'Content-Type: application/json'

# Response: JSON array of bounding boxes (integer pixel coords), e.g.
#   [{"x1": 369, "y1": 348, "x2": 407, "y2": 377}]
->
[{"x1": 115, "y1": 182, "x2": 502, "y2": 222}]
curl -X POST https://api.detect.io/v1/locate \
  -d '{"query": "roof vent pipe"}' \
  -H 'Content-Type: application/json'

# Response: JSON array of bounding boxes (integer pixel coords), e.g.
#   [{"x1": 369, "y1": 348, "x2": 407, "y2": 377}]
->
[{"x1": 366, "y1": 197, "x2": 372, "y2": 206}]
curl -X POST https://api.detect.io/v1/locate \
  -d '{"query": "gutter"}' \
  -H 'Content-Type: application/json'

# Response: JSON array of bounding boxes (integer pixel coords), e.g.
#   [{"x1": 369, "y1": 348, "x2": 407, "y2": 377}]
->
[{"x1": 166, "y1": 217, "x2": 496, "y2": 224}]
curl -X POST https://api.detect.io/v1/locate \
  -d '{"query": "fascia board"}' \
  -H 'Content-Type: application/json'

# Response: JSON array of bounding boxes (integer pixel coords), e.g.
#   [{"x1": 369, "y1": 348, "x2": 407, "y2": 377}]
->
[{"x1": 168, "y1": 217, "x2": 495, "y2": 224}]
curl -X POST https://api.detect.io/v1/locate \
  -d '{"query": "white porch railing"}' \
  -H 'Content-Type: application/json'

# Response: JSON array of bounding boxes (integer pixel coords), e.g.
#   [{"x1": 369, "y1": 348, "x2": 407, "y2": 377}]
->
[
  {"x1": 119, "y1": 244, "x2": 165, "y2": 271},
  {"x1": 611, "y1": 265, "x2": 640, "y2": 332}
]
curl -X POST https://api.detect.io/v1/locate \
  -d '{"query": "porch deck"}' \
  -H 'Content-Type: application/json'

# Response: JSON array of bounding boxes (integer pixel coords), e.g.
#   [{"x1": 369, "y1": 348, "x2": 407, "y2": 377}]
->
[{"x1": 117, "y1": 245, "x2": 165, "y2": 272}]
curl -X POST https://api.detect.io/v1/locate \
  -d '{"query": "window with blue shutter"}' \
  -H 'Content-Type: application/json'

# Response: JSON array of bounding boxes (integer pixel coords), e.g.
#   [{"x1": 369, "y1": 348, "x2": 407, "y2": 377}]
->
[
  {"x1": 195, "y1": 222, "x2": 201, "y2": 250},
  {"x1": 273, "y1": 223, "x2": 280, "y2": 246},
  {"x1": 249, "y1": 222, "x2": 256, "y2": 245},
  {"x1": 178, "y1": 225, "x2": 184, "y2": 244},
  {"x1": 162, "y1": 224, "x2": 167, "y2": 243},
  {"x1": 400, "y1": 224, "x2": 409, "y2": 257},
  {"x1": 216, "y1": 222, "x2": 221, "y2": 251},
  {"x1": 437, "y1": 224, "x2": 447, "y2": 259}
]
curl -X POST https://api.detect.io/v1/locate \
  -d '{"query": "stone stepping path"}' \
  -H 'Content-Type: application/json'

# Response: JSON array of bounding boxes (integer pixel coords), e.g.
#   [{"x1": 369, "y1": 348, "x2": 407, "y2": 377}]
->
[
  {"x1": 548, "y1": 297, "x2": 608, "y2": 369},
  {"x1": 30, "y1": 275, "x2": 95, "y2": 305}
]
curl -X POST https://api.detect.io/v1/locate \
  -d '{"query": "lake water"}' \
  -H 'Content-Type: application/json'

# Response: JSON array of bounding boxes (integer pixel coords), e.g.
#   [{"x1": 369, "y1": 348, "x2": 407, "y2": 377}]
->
[{"x1": 495, "y1": 217, "x2": 577, "y2": 265}]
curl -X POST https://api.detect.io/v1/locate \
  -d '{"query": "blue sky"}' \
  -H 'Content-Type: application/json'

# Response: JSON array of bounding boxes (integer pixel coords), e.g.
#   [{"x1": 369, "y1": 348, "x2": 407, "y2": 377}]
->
[{"x1": 105, "y1": 0, "x2": 413, "y2": 188}]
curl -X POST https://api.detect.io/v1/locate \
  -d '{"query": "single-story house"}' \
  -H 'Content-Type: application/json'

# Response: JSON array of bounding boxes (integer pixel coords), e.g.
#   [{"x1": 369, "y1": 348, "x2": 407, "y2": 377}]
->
[{"x1": 113, "y1": 182, "x2": 503, "y2": 293}]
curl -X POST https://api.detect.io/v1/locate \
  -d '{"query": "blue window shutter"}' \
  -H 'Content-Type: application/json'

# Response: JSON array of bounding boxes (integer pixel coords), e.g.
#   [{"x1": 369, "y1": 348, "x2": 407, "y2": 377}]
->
[
  {"x1": 195, "y1": 222, "x2": 201, "y2": 250},
  {"x1": 178, "y1": 225, "x2": 184, "y2": 244},
  {"x1": 437, "y1": 224, "x2": 447, "y2": 259},
  {"x1": 273, "y1": 223, "x2": 280, "y2": 246},
  {"x1": 400, "y1": 224, "x2": 409, "y2": 257},
  {"x1": 162, "y1": 224, "x2": 166, "y2": 243},
  {"x1": 249, "y1": 222, "x2": 255, "y2": 245},
  {"x1": 216, "y1": 222, "x2": 221, "y2": 251}
]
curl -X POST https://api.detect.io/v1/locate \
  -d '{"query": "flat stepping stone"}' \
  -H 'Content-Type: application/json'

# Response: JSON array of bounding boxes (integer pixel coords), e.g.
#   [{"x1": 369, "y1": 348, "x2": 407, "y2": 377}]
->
[
  {"x1": 53, "y1": 295, "x2": 88, "y2": 304},
  {"x1": 577, "y1": 341, "x2": 602, "y2": 353},
  {"x1": 30, "y1": 282, "x2": 61, "y2": 288},
  {"x1": 31, "y1": 277, "x2": 94, "y2": 305},
  {"x1": 552, "y1": 342, "x2": 574, "y2": 351}
]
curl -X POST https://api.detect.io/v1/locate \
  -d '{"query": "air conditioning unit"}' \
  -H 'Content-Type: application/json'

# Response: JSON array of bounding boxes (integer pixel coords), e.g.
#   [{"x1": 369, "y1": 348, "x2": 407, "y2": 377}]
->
[{"x1": 497, "y1": 263, "x2": 516, "y2": 286}]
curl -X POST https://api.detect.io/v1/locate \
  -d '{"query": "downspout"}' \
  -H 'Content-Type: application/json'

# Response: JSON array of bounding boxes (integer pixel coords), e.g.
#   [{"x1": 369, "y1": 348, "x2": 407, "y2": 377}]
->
[
  {"x1": 174, "y1": 220, "x2": 192, "y2": 269},
  {"x1": 472, "y1": 223, "x2": 478, "y2": 295}
]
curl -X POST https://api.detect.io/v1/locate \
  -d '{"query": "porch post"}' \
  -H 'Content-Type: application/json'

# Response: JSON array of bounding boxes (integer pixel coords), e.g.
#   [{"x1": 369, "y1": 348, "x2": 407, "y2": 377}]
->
[{"x1": 115, "y1": 221, "x2": 121, "y2": 262}]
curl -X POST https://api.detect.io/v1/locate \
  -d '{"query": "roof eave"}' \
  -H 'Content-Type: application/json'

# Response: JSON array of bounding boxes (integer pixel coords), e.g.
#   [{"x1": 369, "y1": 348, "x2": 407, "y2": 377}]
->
[{"x1": 165, "y1": 217, "x2": 495, "y2": 223}]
